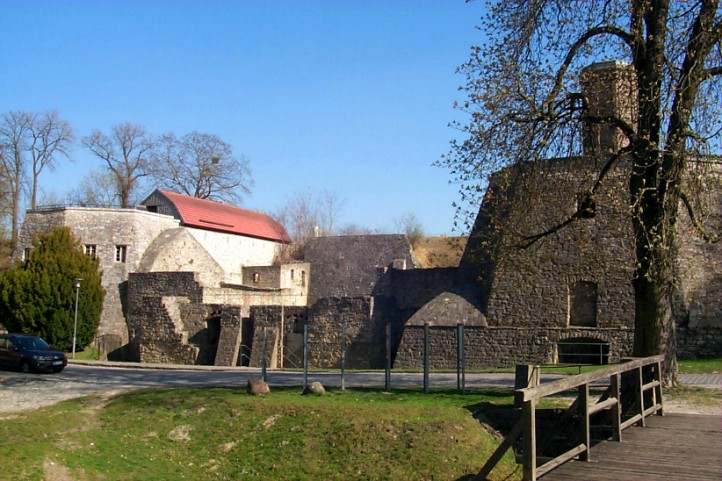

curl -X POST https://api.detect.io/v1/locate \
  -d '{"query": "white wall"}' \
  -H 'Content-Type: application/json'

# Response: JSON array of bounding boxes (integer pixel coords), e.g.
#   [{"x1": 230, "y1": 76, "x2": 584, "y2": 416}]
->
[{"x1": 186, "y1": 227, "x2": 281, "y2": 283}]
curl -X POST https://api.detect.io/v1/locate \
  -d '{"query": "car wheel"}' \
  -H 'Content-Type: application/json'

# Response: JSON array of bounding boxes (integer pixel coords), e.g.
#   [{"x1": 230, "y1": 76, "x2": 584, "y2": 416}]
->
[{"x1": 20, "y1": 361, "x2": 31, "y2": 373}]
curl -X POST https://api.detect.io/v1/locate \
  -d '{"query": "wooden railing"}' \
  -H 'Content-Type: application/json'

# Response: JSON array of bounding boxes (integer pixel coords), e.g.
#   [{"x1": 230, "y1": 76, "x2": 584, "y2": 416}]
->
[{"x1": 478, "y1": 355, "x2": 665, "y2": 481}]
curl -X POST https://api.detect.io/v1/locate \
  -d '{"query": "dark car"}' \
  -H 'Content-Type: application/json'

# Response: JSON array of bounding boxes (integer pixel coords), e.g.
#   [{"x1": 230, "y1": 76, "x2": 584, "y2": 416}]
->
[{"x1": 0, "y1": 334, "x2": 67, "y2": 373}]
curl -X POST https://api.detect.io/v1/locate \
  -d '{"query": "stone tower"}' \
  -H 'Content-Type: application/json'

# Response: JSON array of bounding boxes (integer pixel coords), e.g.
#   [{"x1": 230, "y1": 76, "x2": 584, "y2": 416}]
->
[{"x1": 580, "y1": 61, "x2": 638, "y2": 158}]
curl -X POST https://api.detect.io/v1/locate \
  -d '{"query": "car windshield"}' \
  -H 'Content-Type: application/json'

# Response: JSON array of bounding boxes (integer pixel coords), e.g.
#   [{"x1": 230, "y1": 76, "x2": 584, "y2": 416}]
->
[{"x1": 13, "y1": 336, "x2": 50, "y2": 350}]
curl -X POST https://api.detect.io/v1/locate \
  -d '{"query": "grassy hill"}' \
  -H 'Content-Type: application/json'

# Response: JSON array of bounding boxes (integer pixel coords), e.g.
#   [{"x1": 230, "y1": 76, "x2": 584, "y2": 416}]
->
[
  {"x1": 412, "y1": 236, "x2": 468, "y2": 268},
  {"x1": 0, "y1": 387, "x2": 519, "y2": 481}
]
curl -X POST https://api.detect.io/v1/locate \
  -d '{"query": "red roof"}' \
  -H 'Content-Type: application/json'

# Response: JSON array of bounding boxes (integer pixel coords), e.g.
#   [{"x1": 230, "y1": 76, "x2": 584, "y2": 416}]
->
[{"x1": 157, "y1": 190, "x2": 290, "y2": 243}]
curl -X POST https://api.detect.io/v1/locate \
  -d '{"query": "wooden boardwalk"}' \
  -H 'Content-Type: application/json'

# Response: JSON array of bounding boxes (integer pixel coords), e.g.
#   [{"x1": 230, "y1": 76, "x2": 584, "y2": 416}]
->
[{"x1": 542, "y1": 414, "x2": 722, "y2": 481}]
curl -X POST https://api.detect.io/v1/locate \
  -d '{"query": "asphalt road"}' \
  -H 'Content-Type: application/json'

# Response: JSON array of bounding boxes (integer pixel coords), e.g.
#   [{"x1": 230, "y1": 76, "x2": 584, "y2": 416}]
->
[
  {"x1": 0, "y1": 364, "x2": 718, "y2": 414},
  {"x1": 0, "y1": 364, "x2": 531, "y2": 414}
]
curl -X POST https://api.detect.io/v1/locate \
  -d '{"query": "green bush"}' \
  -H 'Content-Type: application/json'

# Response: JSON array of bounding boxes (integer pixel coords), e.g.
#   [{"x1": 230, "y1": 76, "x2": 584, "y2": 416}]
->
[{"x1": 0, "y1": 227, "x2": 104, "y2": 351}]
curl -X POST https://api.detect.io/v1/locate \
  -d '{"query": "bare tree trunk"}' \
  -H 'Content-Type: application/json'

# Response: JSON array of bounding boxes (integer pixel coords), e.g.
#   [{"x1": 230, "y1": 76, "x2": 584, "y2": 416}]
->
[
  {"x1": 31, "y1": 173, "x2": 38, "y2": 210},
  {"x1": 10, "y1": 151, "x2": 22, "y2": 248},
  {"x1": 632, "y1": 273, "x2": 678, "y2": 385}
]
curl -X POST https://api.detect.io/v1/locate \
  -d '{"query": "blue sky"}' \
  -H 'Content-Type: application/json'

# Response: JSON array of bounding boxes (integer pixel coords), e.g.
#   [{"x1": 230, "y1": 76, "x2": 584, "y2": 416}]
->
[{"x1": 0, "y1": 1, "x2": 484, "y2": 235}]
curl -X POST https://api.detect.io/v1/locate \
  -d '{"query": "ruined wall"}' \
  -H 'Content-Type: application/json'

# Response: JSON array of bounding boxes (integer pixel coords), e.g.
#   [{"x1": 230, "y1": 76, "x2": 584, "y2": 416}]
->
[
  {"x1": 395, "y1": 325, "x2": 634, "y2": 369},
  {"x1": 242, "y1": 265, "x2": 281, "y2": 289},
  {"x1": 249, "y1": 305, "x2": 307, "y2": 368},
  {"x1": 126, "y1": 271, "x2": 208, "y2": 363}
]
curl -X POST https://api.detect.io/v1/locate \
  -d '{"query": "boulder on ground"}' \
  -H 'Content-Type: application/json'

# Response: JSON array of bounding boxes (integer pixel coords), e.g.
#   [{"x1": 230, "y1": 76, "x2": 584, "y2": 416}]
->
[
  {"x1": 302, "y1": 381, "x2": 325, "y2": 396},
  {"x1": 247, "y1": 378, "x2": 270, "y2": 396}
]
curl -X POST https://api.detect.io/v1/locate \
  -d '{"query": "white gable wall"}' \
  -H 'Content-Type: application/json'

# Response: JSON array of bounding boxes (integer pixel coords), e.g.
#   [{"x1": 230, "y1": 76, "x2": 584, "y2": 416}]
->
[{"x1": 186, "y1": 227, "x2": 281, "y2": 284}]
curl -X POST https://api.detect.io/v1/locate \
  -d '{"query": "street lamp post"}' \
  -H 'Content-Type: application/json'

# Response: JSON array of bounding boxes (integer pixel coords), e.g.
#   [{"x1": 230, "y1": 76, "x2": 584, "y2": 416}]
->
[{"x1": 72, "y1": 278, "x2": 82, "y2": 359}]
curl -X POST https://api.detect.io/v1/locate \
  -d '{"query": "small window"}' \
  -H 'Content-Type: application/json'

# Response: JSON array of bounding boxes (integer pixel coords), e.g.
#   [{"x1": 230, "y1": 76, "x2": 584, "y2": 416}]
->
[
  {"x1": 290, "y1": 269, "x2": 294, "y2": 280},
  {"x1": 146, "y1": 205, "x2": 158, "y2": 213},
  {"x1": 253, "y1": 272, "x2": 260, "y2": 283},
  {"x1": 115, "y1": 245, "x2": 127, "y2": 263},
  {"x1": 293, "y1": 314, "x2": 306, "y2": 333},
  {"x1": 301, "y1": 270, "x2": 305, "y2": 287},
  {"x1": 22, "y1": 247, "x2": 31, "y2": 262},
  {"x1": 84, "y1": 244, "x2": 97, "y2": 259}
]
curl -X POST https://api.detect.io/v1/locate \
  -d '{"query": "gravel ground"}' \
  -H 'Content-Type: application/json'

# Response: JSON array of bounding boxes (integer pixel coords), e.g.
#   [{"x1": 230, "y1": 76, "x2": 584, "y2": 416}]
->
[{"x1": 0, "y1": 364, "x2": 719, "y2": 415}]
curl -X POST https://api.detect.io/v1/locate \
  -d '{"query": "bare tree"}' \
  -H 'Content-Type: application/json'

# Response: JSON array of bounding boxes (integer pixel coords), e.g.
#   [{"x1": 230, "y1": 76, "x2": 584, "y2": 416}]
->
[
  {"x1": 440, "y1": 0, "x2": 722, "y2": 382},
  {"x1": 274, "y1": 189, "x2": 346, "y2": 244},
  {"x1": 26, "y1": 111, "x2": 73, "y2": 209},
  {"x1": 0, "y1": 111, "x2": 32, "y2": 246},
  {"x1": 66, "y1": 169, "x2": 121, "y2": 207},
  {"x1": 150, "y1": 132, "x2": 252, "y2": 204},
  {"x1": 337, "y1": 223, "x2": 379, "y2": 236},
  {"x1": 394, "y1": 212, "x2": 425, "y2": 246},
  {"x1": 82, "y1": 123, "x2": 153, "y2": 208}
]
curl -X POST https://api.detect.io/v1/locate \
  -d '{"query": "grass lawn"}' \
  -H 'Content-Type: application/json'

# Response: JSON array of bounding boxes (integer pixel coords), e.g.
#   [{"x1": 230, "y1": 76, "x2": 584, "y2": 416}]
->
[
  {"x1": 0, "y1": 387, "x2": 521, "y2": 481},
  {"x1": 66, "y1": 346, "x2": 100, "y2": 361},
  {"x1": 677, "y1": 357, "x2": 722, "y2": 374}
]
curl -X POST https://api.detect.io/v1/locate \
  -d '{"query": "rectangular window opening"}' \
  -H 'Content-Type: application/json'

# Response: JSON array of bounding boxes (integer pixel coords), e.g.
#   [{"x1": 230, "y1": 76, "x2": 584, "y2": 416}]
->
[
  {"x1": 115, "y1": 245, "x2": 127, "y2": 263},
  {"x1": 84, "y1": 244, "x2": 97, "y2": 259}
]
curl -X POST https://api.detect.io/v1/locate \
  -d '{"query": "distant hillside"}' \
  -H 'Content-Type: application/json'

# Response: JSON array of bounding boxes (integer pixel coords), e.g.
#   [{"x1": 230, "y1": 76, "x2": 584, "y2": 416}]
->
[{"x1": 411, "y1": 236, "x2": 467, "y2": 268}]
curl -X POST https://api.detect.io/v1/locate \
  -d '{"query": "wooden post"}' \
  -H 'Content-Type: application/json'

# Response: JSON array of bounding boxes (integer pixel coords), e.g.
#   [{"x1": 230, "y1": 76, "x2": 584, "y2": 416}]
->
[
  {"x1": 578, "y1": 383, "x2": 590, "y2": 461},
  {"x1": 637, "y1": 366, "x2": 646, "y2": 427},
  {"x1": 655, "y1": 360, "x2": 665, "y2": 415},
  {"x1": 522, "y1": 399, "x2": 537, "y2": 481},
  {"x1": 610, "y1": 373, "x2": 622, "y2": 442},
  {"x1": 515, "y1": 364, "x2": 540, "y2": 408}
]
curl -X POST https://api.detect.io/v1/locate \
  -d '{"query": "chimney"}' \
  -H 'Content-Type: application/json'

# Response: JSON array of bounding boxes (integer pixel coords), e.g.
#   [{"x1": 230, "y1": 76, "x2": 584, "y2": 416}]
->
[{"x1": 580, "y1": 61, "x2": 637, "y2": 158}]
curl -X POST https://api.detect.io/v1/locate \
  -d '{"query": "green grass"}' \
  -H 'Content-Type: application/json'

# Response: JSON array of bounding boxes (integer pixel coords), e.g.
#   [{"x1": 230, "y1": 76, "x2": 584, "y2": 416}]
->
[
  {"x1": 66, "y1": 346, "x2": 100, "y2": 361},
  {"x1": 678, "y1": 357, "x2": 722, "y2": 374},
  {"x1": 0, "y1": 387, "x2": 521, "y2": 481}
]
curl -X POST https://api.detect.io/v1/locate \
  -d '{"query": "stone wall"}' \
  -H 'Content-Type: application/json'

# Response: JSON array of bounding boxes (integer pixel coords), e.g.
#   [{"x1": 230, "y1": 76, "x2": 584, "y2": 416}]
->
[
  {"x1": 395, "y1": 325, "x2": 634, "y2": 369},
  {"x1": 304, "y1": 235, "x2": 416, "y2": 303},
  {"x1": 248, "y1": 305, "x2": 307, "y2": 368},
  {"x1": 306, "y1": 296, "x2": 394, "y2": 368},
  {"x1": 463, "y1": 158, "x2": 636, "y2": 331},
  {"x1": 15, "y1": 207, "x2": 181, "y2": 352},
  {"x1": 137, "y1": 228, "x2": 224, "y2": 287},
  {"x1": 677, "y1": 327, "x2": 722, "y2": 359},
  {"x1": 126, "y1": 271, "x2": 210, "y2": 363},
  {"x1": 242, "y1": 265, "x2": 281, "y2": 289}
]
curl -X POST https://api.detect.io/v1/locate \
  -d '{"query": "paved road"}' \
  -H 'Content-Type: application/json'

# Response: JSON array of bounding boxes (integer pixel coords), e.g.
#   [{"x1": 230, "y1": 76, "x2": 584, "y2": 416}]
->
[
  {"x1": 0, "y1": 364, "x2": 542, "y2": 414},
  {"x1": 0, "y1": 364, "x2": 719, "y2": 414}
]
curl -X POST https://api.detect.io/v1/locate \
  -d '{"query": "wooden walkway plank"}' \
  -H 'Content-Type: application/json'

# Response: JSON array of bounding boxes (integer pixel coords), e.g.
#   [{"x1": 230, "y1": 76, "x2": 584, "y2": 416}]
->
[{"x1": 541, "y1": 414, "x2": 722, "y2": 481}]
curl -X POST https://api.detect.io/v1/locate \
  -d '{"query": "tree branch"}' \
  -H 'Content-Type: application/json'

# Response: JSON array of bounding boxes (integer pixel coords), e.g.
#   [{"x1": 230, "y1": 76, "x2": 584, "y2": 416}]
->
[
  {"x1": 702, "y1": 65, "x2": 722, "y2": 79},
  {"x1": 582, "y1": 114, "x2": 638, "y2": 143},
  {"x1": 679, "y1": 191, "x2": 720, "y2": 243},
  {"x1": 544, "y1": 25, "x2": 636, "y2": 108}
]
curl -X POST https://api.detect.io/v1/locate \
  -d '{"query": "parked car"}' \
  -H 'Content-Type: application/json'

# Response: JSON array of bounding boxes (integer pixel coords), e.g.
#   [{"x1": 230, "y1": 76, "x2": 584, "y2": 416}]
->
[{"x1": 0, "y1": 334, "x2": 67, "y2": 373}]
